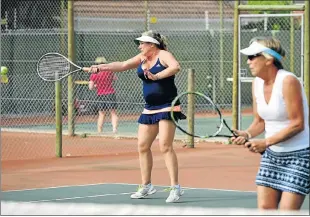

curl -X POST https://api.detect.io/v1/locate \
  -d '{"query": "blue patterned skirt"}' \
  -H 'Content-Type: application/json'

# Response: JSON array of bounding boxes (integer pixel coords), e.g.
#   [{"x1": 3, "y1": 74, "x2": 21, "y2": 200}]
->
[
  {"x1": 256, "y1": 147, "x2": 310, "y2": 195},
  {"x1": 138, "y1": 112, "x2": 186, "y2": 125}
]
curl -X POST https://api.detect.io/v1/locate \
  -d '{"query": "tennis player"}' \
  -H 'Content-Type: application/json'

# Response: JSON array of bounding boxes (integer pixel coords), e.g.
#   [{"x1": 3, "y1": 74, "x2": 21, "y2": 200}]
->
[
  {"x1": 89, "y1": 57, "x2": 118, "y2": 134},
  {"x1": 89, "y1": 30, "x2": 186, "y2": 203},
  {"x1": 232, "y1": 37, "x2": 309, "y2": 210}
]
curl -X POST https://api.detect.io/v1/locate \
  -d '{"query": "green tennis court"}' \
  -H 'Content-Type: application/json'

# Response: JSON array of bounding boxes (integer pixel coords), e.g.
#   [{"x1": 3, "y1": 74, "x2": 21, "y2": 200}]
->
[
  {"x1": 1, "y1": 183, "x2": 309, "y2": 215},
  {"x1": 3, "y1": 115, "x2": 255, "y2": 139}
]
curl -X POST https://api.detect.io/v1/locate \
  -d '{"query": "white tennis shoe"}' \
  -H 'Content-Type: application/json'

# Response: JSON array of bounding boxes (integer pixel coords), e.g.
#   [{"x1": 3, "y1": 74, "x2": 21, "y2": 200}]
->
[
  {"x1": 130, "y1": 184, "x2": 157, "y2": 199},
  {"x1": 165, "y1": 187, "x2": 184, "y2": 203}
]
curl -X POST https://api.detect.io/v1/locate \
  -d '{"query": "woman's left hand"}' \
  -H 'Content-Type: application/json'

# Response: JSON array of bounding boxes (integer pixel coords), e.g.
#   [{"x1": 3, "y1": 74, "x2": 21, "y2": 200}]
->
[
  {"x1": 144, "y1": 70, "x2": 158, "y2": 81},
  {"x1": 244, "y1": 139, "x2": 267, "y2": 153}
]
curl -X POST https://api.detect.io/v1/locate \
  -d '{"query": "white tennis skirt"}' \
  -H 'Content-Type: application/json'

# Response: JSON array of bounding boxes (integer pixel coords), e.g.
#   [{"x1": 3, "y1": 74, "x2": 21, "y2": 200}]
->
[{"x1": 256, "y1": 147, "x2": 310, "y2": 195}]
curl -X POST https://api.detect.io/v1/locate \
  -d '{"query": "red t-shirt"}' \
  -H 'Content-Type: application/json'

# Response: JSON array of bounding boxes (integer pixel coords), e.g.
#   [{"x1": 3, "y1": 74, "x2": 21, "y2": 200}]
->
[{"x1": 90, "y1": 71, "x2": 116, "y2": 95}]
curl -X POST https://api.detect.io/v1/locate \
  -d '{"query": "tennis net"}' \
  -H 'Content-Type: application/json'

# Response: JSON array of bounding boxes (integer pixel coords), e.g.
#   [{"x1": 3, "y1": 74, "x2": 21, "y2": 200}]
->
[{"x1": 1, "y1": 201, "x2": 309, "y2": 215}]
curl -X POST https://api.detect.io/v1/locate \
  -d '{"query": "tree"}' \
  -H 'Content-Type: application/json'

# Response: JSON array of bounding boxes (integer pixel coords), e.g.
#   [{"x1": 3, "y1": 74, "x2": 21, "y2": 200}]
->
[{"x1": 247, "y1": 0, "x2": 291, "y2": 14}]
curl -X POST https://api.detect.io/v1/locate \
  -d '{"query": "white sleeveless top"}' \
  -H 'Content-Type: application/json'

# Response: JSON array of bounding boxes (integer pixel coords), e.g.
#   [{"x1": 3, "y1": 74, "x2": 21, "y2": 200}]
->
[{"x1": 254, "y1": 69, "x2": 309, "y2": 152}]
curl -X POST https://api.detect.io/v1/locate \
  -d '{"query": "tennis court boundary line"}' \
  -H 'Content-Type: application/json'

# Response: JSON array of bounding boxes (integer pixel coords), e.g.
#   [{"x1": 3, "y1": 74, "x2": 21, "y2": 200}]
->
[
  {"x1": 25, "y1": 188, "x2": 192, "y2": 203},
  {"x1": 27, "y1": 192, "x2": 135, "y2": 203},
  {"x1": 2, "y1": 182, "x2": 256, "y2": 193}
]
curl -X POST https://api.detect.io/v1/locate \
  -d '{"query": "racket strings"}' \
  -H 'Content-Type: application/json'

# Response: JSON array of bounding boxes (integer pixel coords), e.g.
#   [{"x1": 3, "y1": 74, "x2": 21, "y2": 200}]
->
[
  {"x1": 38, "y1": 55, "x2": 70, "y2": 80},
  {"x1": 177, "y1": 93, "x2": 223, "y2": 138}
]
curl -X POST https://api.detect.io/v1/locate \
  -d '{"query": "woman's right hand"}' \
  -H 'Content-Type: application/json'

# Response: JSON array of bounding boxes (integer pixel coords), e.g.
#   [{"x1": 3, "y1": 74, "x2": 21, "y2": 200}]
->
[
  {"x1": 230, "y1": 129, "x2": 248, "y2": 145},
  {"x1": 89, "y1": 65, "x2": 99, "y2": 73}
]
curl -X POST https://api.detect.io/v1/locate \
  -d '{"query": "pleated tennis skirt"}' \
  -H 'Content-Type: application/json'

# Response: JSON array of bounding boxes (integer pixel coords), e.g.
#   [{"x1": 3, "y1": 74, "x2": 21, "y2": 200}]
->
[
  {"x1": 256, "y1": 147, "x2": 310, "y2": 195},
  {"x1": 138, "y1": 111, "x2": 186, "y2": 124}
]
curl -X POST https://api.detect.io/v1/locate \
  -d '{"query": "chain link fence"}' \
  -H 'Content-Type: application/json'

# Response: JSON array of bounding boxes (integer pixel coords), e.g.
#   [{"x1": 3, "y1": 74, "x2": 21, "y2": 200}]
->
[{"x1": 0, "y1": 1, "x2": 304, "y2": 160}]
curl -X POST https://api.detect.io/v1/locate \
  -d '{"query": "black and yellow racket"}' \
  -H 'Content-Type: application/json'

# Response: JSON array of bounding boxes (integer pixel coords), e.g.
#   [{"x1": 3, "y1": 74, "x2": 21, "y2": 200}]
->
[
  {"x1": 171, "y1": 91, "x2": 264, "y2": 154},
  {"x1": 171, "y1": 91, "x2": 238, "y2": 139}
]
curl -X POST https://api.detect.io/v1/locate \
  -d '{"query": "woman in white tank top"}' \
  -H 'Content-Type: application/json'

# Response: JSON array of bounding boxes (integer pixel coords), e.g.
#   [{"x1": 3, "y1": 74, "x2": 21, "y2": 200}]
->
[{"x1": 232, "y1": 37, "x2": 309, "y2": 210}]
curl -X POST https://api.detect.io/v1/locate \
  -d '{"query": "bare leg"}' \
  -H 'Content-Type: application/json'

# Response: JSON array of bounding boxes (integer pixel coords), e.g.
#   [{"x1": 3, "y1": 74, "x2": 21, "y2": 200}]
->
[
  {"x1": 158, "y1": 120, "x2": 178, "y2": 186},
  {"x1": 97, "y1": 110, "x2": 105, "y2": 133},
  {"x1": 110, "y1": 109, "x2": 118, "y2": 133},
  {"x1": 257, "y1": 186, "x2": 282, "y2": 209},
  {"x1": 137, "y1": 123, "x2": 158, "y2": 185},
  {"x1": 279, "y1": 192, "x2": 306, "y2": 210}
]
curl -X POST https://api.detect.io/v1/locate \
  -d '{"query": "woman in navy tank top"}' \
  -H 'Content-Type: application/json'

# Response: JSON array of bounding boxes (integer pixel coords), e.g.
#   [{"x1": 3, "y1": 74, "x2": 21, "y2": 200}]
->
[{"x1": 89, "y1": 30, "x2": 186, "y2": 203}]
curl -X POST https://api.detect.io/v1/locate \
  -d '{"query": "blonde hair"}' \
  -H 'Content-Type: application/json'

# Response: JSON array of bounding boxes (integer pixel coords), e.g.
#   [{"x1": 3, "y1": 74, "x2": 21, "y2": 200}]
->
[
  {"x1": 250, "y1": 37, "x2": 285, "y2": 69},
  {"x1": 95, "y1": 56, "x2": 107, "y2": 64},
  {"x1": 142, "y1": 30, "x2": 168, "y2": 50}
]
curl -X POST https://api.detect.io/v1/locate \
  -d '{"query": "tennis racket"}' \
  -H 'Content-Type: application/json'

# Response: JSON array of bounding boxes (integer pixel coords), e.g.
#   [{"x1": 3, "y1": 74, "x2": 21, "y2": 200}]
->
[
  {"x1": 171, "y1": 91, "x2": 238, "y2": 140},
  {"x1": 171, "y1": 91, "x2": 265, "y2": 154},
  {"x1": 37, "y1": 53, "x2": 94, "y2": 82}
]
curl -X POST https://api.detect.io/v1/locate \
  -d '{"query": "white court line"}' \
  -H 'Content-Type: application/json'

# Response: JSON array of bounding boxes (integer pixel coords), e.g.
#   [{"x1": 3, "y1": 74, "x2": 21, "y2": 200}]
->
[
  {"x1": 27, "y1": 192, "x2": 134, "y2": 203},
  {"x1": 3, "y1": 182, "x2": 110, "y2": 192},
  {"x1": 3, "y1": 182, "x2": 256, "y2": 193},
  {"x1": 110, "y1": 182, "x2": 256, "y2": 193},
  {"x1": 26, "y1": 188, "x2": 192, "y2": 203}
]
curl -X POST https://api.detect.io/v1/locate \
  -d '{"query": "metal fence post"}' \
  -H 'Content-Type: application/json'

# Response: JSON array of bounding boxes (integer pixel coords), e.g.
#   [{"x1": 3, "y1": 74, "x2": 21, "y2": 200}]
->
[{"x1": 187, "y1": 68, "x2": 195, "y2": 148}]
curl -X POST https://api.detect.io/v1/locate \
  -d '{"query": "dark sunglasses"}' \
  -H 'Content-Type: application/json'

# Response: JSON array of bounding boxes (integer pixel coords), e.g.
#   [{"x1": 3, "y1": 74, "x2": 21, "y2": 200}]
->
[{"x1": 248, "y1": 54, "x2": 262, "y2": 61}]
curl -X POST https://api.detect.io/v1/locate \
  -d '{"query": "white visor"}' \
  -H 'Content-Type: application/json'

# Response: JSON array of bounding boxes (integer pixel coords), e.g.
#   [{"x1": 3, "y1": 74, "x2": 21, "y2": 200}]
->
[
  {"x1": 240, "y1": 41, "x2": 283, "y2": 61},
  {"x1": 134, "y1": 35, "x2": 160, "y2": 45}
]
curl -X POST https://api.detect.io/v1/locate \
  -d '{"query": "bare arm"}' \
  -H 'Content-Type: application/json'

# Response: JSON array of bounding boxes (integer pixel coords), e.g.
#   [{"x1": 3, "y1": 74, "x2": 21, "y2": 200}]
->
[
  {"x1": 89, "y1": 80, "x2": 95, "y2": 90},
  {"x1": 96, "y1": 54, "x2": 141, "y2": 72},
  {"x1": 265, "y1": 76, "x2": 305, "y2": 146},
  {"x1": 156, "y1": 50, "x2": 180, "y2": 79}
]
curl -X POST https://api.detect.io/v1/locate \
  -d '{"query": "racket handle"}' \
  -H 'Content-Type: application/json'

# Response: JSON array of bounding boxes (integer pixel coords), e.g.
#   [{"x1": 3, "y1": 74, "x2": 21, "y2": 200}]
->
[
  {"x1": 82, "y1": 67, "x2": 91, "y2": 73},
  {"x1": 82, "y1": 67, "x2": 100, "y2": 73}
]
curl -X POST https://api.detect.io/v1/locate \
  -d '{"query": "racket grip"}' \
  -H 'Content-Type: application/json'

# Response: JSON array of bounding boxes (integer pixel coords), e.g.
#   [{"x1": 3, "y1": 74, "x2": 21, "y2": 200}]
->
[
  {"x1": 83, "y1": 67, "x2": 100, "y2": 73},
  {"x1": 82, "y1": 67, "x2": 91, "y2": 73}
]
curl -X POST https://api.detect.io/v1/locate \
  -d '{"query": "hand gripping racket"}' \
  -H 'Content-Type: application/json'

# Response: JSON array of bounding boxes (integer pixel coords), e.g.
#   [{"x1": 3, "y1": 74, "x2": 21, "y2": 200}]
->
[
  {"x1": 37, "y1": 53, "x2": 95, "y2": 82},
  {"x1": 171, "y1": 91, "x2": 264, "y2": 154}
]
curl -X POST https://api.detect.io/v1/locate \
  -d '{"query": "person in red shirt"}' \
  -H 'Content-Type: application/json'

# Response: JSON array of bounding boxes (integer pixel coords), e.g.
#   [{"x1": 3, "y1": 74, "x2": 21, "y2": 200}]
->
[{"x1": 89, "y1": 57, "x2": 118, "y2": 134}]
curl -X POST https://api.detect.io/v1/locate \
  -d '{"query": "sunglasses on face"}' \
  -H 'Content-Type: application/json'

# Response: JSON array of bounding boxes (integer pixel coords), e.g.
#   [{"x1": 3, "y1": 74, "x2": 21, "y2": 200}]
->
[{"x1": 248, "y1": 54, "x2": 262, "y2": 61}]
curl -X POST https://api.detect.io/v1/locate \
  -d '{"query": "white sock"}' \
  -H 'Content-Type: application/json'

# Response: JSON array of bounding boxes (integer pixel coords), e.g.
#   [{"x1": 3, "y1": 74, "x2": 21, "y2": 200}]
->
[{"x1": 174, "y1": 184, "x2": 180, "y2": 189}]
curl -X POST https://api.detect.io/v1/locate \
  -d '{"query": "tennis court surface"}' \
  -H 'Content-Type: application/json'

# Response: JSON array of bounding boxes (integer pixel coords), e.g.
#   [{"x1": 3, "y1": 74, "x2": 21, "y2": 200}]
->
[
  {"x1": 1, "y1": 142, "x2": 309, "y2": 215},
  {"x1": 2, "y1": 183, "x2": 308, "y2": 215},
  {"x1": 2, "y1": 115, "x2": 254, "y2": 138}
]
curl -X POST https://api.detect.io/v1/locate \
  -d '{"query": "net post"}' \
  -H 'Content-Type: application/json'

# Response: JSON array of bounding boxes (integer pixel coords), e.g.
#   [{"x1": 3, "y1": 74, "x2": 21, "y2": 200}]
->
[
  {"x1": 55, "y1": 81, "x2": 62, "y2": 157},
  {"x1": 55, "y1": 0, "x2": 66, "y2": 158},
  {"x1": 232, "y1": 0, "x2": 240, "y2": 130},
  {"x1": 187, "y1": 68, "x2": 195, "y2": 148},
  {"x1": 67, "y1": 0, "x2": 75, "y2": 136}
]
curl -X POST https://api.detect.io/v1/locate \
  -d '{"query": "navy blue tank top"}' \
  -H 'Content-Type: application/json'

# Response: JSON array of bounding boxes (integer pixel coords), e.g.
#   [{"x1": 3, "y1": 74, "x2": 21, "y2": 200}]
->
[{"x1": 137, "y1": 59, "x2": 179, "y2": 110}]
